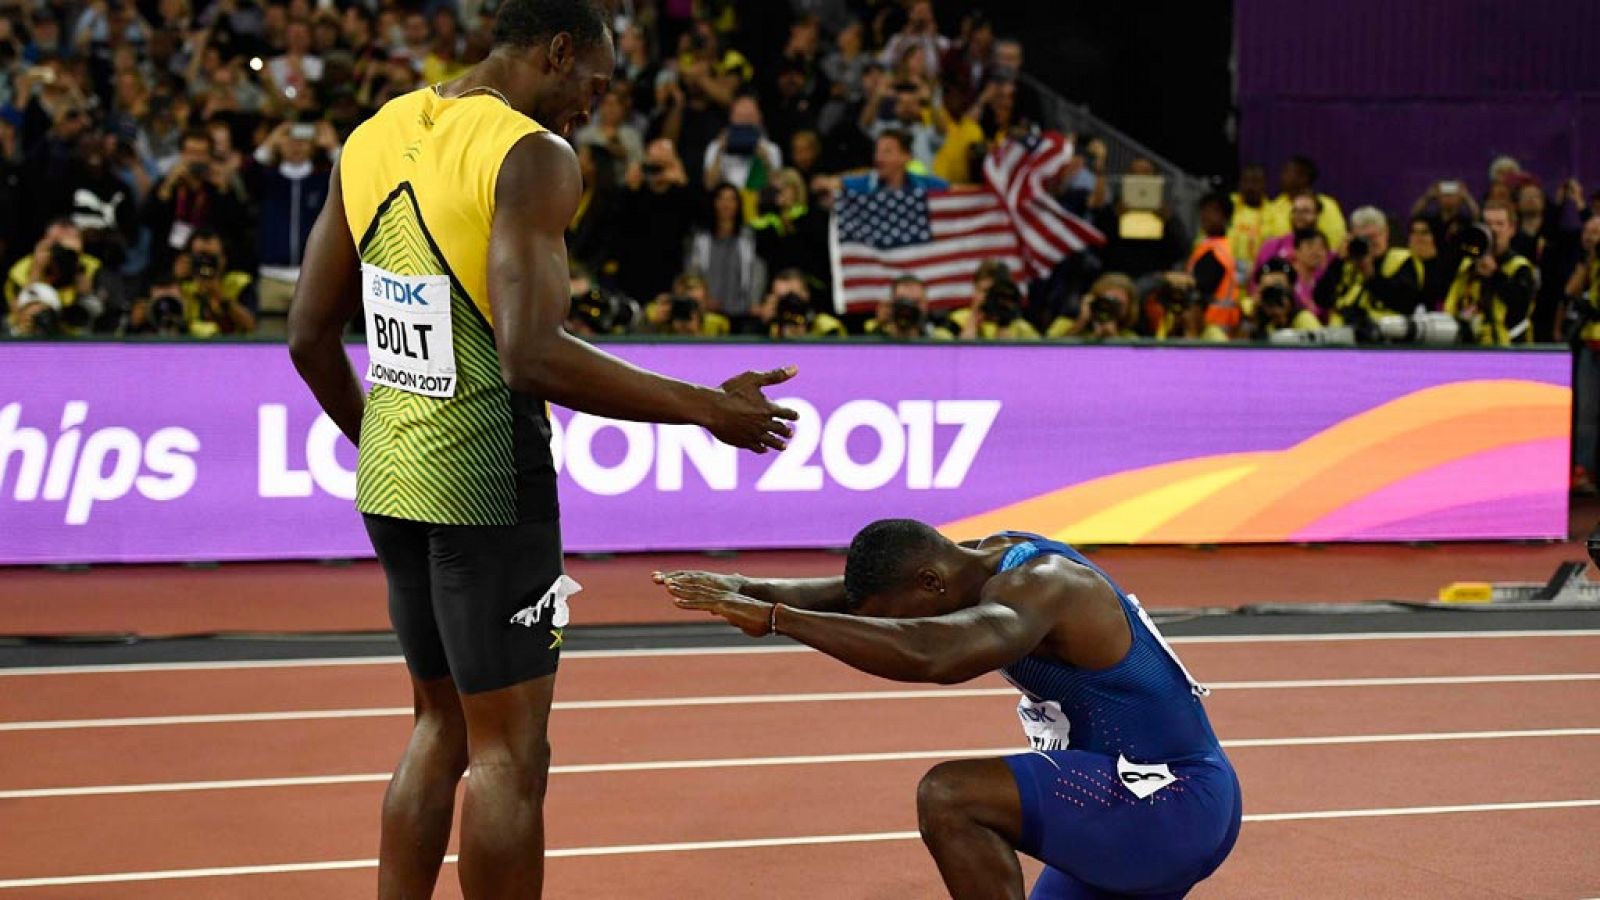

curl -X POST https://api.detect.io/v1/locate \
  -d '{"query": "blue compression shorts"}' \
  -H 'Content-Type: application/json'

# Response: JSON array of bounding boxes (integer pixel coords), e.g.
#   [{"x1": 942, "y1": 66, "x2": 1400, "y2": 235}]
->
[{"x1": 1002, "y1": 749, "x2": 1241, "y2": 899}]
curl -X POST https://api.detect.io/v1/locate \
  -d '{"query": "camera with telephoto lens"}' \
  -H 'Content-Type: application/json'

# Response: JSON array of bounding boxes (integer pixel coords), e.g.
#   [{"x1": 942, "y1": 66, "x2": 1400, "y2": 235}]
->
[
  {"x1": 1342, "y1": 305, "x2": 1466, "y2": 346},
  {"x1": 1455, "y1": 222, "x2": 1493, "y2": 261},
  {"x1": 1259, "y1": 284, "x2": 1292, "y2": 308},
  {"x1": 147, "y1": 284, "x2": 187, "y2": 334},
  {"x1": 1346, "y1": 235, "x2": 1370, "y2": 261},
  {"x1": 1157, "y1": 281, "x2": 1203, "y2": 310},
  {"x1": 891, "y1": 297, "x2": 924, "y2": 332},
  {"x1": 981, "y1": 278, "x2": 1022, "y2": 327},
  {"x1": 668, "y1": 294, "x2": 700, "y2": 323},
  {"x1": 1088, "y1": 294, "x2": 1122, "y2": 323},
  {"x1": 192, "y1": 252, "x2": 221, "y2": 279},
  {"x1": 1268, "y1": 326, "x2": 1356, "y2": 347},
  {"x1": 571, "y1": 287, "x2": 630, "y2": 334},
  {"x1": 59, "y1": 294, "x2": 104, "y2": 332},
  {"x1": 776, "y1": 291, "x2": 811, "y2": 327},
  {"x1": 47, "y1": 244, "x2": 81, "y2": 287}
]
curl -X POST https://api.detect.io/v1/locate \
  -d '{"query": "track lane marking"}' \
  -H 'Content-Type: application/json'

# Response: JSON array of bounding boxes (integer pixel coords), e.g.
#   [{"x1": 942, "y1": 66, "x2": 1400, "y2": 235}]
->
[{"x1": 3, "y1": 799, "x2": 1597, "y2": 889}]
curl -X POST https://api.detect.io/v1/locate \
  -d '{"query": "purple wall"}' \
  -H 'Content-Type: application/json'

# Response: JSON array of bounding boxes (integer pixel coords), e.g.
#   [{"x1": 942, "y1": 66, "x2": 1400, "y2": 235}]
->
[{"x1": 1236, "y1": 0, "x2": 1599, "y2": 216}]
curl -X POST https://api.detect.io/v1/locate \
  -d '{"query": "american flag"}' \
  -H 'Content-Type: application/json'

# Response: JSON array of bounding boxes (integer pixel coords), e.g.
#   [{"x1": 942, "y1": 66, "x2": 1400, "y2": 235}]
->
[{"x1": 829, "y1": 131, "x2": 1105, "y2": 314}]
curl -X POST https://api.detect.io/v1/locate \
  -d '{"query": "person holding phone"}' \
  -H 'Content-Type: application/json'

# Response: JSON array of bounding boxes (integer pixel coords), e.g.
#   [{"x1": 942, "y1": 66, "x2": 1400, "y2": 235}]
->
[
  {"x1": 703, "y1": 93, "x2": 782, "y2": 192},
  {"x1": 252, "y1": 119, "x2": 340, "y2": 321}
]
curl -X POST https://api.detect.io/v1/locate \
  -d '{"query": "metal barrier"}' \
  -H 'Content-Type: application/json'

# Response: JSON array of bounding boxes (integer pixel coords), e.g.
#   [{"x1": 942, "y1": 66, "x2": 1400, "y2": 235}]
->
[{"x1": 1021, "y1": 73, "x2": 1210, "y2": 237}]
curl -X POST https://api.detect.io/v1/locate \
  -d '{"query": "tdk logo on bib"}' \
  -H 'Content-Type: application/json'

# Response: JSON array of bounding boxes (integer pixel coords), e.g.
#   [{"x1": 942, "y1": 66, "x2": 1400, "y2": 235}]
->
[
  {"x1": 372, "y1": 274, "x2": 432, "y2": 306},
  {"x1": 361, "y1": 264, "x2": 457, "y2": 398}
]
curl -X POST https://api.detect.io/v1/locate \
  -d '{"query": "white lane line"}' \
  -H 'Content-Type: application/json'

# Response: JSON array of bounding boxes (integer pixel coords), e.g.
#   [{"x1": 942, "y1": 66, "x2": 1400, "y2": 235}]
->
[
  {"x1": 1, "y1": 629, "x2": 1595, "y2": 676},
  {"x1": 4, "y1": 728, "x2": 1597, "y2": 801},
  {"x1": 4, "y1": 673, "x2": 1597, "y2": 733},
  {"x1": 4, "y1": 799, "x2": 1597, "y2": 889}
]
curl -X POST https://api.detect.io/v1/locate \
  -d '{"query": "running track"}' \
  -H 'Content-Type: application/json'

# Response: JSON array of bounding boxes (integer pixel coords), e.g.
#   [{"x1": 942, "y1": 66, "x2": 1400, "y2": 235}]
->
[{"x1": 0, "y1": 631, "x2": 1597, "y2": 898}]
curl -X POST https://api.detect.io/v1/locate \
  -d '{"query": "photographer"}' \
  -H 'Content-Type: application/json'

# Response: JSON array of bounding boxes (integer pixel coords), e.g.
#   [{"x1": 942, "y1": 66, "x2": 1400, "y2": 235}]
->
[
  {"x1": 762, "y1": 268, "x2": 844, "y2": 339},
  {"x1": 124, "y1": 271, "x2": 191, "y2": 336},
  {"x1": 867, "y1": 275, "x2": 952, "y2": 340},
  {"x1": 1319, "y1": 206, "x2": 1424, "y2": 329},
  {"x1": 618, "y1": 138, "x2": 695, "y2": 307},
  {"x1": 1242, "y1": 259, "x2": 1321, "y2": 342},
  {"x1": 5, "y1": 219, "x2": 106, "y2": 332},
  {"x1": 252, "y1": 117, "x2": 339, "y2": 321},
  {"x1": 1443, "y1": 202, "x2": 1538, "y2": 346},
  {"x1": 860, "y1": 74, "x2": 942, "y2": 170},
  {"x1": 1147, "y1": 271, "x2": 1227, "y2": 342},
  {"x1": 639, "y1": 273, "x2": 731, "y2": 337},
  {"x1": 950, "y1": 261, "x2": 1040, "y2": 340},
  {"x1": 565, "y1": 264, "x2": 639, "y2": 338},
  {"x1": 1048, "y1": 272, "x2": 1139, "y2": 341},
  {"x1": 143, "y1": 126, "x2": 245, "y2": 273},
  {"x1": 178, "y1": 228, "x2": 256, "y2": 337}
]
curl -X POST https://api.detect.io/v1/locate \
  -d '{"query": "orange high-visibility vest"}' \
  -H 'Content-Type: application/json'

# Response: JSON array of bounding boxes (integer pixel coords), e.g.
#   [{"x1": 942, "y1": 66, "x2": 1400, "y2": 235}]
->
[{"x1": 1189, "y1": 236, "x2": 1239, "y2": 329}]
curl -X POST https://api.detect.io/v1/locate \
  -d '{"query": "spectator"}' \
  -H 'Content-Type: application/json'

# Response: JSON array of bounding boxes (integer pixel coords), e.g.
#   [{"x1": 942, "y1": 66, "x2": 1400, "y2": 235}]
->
[
  {"x1": 421, "y1": 8, "x2": 466, "y2": 84},
  {"x1": 1444, "y1": 202, "x2": 1538, "y2": 346},
  {"x1": 1288, "y1": 228, "x2": 1331, "y2": 316},
  {"x1": 1051, "y1": 135, "x2": 1108, "y2": 216},
  {"x1": 142, "y1": 126, "x2": 245, "y2": 272},
  {"x1": 1228, "y1": 163, "x2": 1268, "y2": 280},
  {"x1": 761, "y1": 58, "x2": 824, "y2": 155},
  {"x1": 1242, "y1": 258, "x2": 1320, "y2": 341},
  {"x1": 617, "y1": 138, "x2": 695, "y2": 305},
  {"x1": 177, "y1": 227, "x2": 255, "y2": 336},
  {"x1": 788, "y1": 129, "x2": 824, "y2": 183},
  {"x1": 686, "y1": 182, "x2": 766, "y2": 323},
  {"x1": 753, "y1": 167, "x2": 828, "y2": 294},
  {"x1": 1319, "y1": 206, "x2": 1424, "y2": 328},
  {"x1": 764, "y1": 267, "x2": 845, "y2": 338},
  {"x1": 1090, "y1": 157, "x2": 1188, "y2": 279},
  {"x1": 835, "y1": 130, "x2": 949, "y2": 194},
  {"x1": 1047, "y1": 271, "x2": 1139, "y2": 340},
  {"x1": 567, "y1": 143, "x2": 623, "y2": 280},
  {"x1": 577, "y1": 84, "x2": 644, "y2": 172},
  {"x1": 866, "y1": 275, "x2": 953, "y2": 339},
  {"x1": 860, "y1": 74, "x2": 941, "y2": 171},
  {"x1": 1560, "y1": 215, "x2": 1600, "y2": 492},
  {"x1": 267, "y1": 18, "x2": 322, "y2": 97},
  {"x1": 1252, "y1": 191, "x2": 1320, "y2": 286},
  {"x1": 987, "y1": 37, "x2": 1042, "y2": 125},
  {"x1": 703, "y1": 93, "x2": 782, "y2": 194},
  {"x1": 1407, "y1": 216, "x2": 1451, "y2": 309},
  {"x1": 677, "y1": 23, "x2": 750, "y2": 111},
  {"x1": 818, "y1": 18, "x2": 869, "y2": 137},
  {"x1": 878, "y1": 1, "x2": 947, "y2": 80},
  {"x1": 1518, "y1": 178, "x2": 1585, "y2": 341},
  {"x1": 398, "y1": 12, "x2": 431, "y2": 69},
  {"x1": 1410, "y1": 179, "x2": 1479, "y2": 247},
  {"x1": 1188, "y1": 192, "x2": 1240, "y2": 337},
  {"x1": 359, "y1": 50, "x2": 420, "y2": 111},
  {"x1": 66, "y1": 131, "x2": 140, "y2": 274},
  {"x1": 1262, "y1": 154, "x2": 1346, "y2": 249},
  {"x1": 5, "y1": 218, "x2": 103, "y2": 326},
  {"x1": 950, "y1": 261, "x2": 1040, "y2": 340},
  {"x1": 616, "y1": 25, "x2": 658, "y2": 118},
  {"x1": 0, "y1": 120, "x2": 22, "y2": 264},
  {"x1": 638, "y1": 272, "x2": 732, "y2": 337},
  {"x1": 251, "y1": 118, "x2": 337, "y2": 321},
  {"x1": 940, "y1": 10, "x2": 994, "y2": 99}
]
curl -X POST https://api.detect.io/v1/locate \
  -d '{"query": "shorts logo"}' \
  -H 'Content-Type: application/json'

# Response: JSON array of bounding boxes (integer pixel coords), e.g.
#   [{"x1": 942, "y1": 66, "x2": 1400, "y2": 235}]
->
[
  {"x1": 1116, "y1": 755, "x2": 1175, "y2": 800},
  {"x1": 509, "y1": 576, "x2": 582, "y2": 651}
]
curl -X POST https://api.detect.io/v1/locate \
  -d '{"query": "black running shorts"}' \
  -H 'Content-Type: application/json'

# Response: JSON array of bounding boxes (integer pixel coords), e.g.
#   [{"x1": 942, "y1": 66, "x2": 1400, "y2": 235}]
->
[{"x1": 363, "y1": 514, "x2": 567, "y2": 694}]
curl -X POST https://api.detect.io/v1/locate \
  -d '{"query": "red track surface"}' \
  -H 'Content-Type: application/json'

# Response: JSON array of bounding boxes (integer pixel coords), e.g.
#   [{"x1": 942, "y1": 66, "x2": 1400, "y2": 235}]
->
[
  {"x1": 0, "y1": 539, "x2": 1586, "y2": 636},
  {"x1": 0, "y1": 634, "x2": 1597, "y2": 898}
]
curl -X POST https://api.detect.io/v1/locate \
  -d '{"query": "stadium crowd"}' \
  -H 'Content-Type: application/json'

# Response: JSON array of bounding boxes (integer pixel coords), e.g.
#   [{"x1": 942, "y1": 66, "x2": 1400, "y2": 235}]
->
[{"x1": 2, "y1": 0, "x2": 1598, "y2": 349}]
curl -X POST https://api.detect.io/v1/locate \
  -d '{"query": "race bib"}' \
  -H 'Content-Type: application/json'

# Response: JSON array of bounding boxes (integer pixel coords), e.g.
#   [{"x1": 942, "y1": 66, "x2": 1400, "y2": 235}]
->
[
  {"x1": 1116, "y1": 755, "x2": 1175, "y2": 800},
  {"x1": 361, "y1": 263, "x2": 456, "y2": 398},
  {"x1": 1017, "y1": 696, "x2": 1072, "y2": 752}
]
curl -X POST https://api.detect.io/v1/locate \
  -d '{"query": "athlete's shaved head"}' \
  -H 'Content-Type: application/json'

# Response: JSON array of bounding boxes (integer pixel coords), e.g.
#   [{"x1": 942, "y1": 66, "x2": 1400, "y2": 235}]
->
[
  {"x1": 493, "y1": 0, "x2": 610, "y2": 49},
  {"x1": 844, "y1": 519, "x2": 952, "y2": 611}
]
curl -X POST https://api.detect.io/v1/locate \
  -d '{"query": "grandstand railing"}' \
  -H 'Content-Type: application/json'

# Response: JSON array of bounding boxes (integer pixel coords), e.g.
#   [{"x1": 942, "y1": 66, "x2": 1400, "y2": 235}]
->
[{"x1": 1022, "y1": 73, "x2": 1209, "y2": 237}]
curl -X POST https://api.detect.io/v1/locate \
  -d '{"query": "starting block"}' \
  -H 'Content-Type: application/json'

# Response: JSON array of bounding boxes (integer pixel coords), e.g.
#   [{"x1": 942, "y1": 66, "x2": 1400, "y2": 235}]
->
[{"x1": 1439, "y1": 562, "x2": 1600, "y2": 605}]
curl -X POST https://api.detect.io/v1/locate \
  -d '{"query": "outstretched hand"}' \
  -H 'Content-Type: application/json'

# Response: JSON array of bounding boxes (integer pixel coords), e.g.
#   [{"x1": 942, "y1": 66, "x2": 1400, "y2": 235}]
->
[
  {"x1": 705, "y1": 365, "x2": 800, "y2": 454},
  {"x1": 655, "y1": 572, "x2": 773, "y2": 638}
]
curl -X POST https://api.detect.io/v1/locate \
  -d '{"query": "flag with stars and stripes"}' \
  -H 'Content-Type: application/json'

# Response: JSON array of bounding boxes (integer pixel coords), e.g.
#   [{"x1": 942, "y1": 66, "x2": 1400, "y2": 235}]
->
[{"x1": 829, "y1": 131, "x2": 1105, "y2": 314}]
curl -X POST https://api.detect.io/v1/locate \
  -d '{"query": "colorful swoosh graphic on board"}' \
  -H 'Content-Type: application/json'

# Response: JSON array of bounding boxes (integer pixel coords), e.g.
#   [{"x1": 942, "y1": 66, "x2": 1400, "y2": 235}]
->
[{"x1": 940, "y1": 380, "x2": 1568, "y2": 543}]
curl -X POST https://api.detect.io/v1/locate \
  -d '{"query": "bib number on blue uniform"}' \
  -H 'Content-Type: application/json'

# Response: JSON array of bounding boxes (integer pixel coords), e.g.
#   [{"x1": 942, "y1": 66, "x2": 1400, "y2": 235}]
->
[
  {"x1": 361, "y1": 263, "x2": 456, "y2": 398},
  {"x1": 1116, "y1": 755, "x2": 1175, "y2": 799},
  {"x1": 1017, "y1": 696, "x2": 1071, "y2": 751}
]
